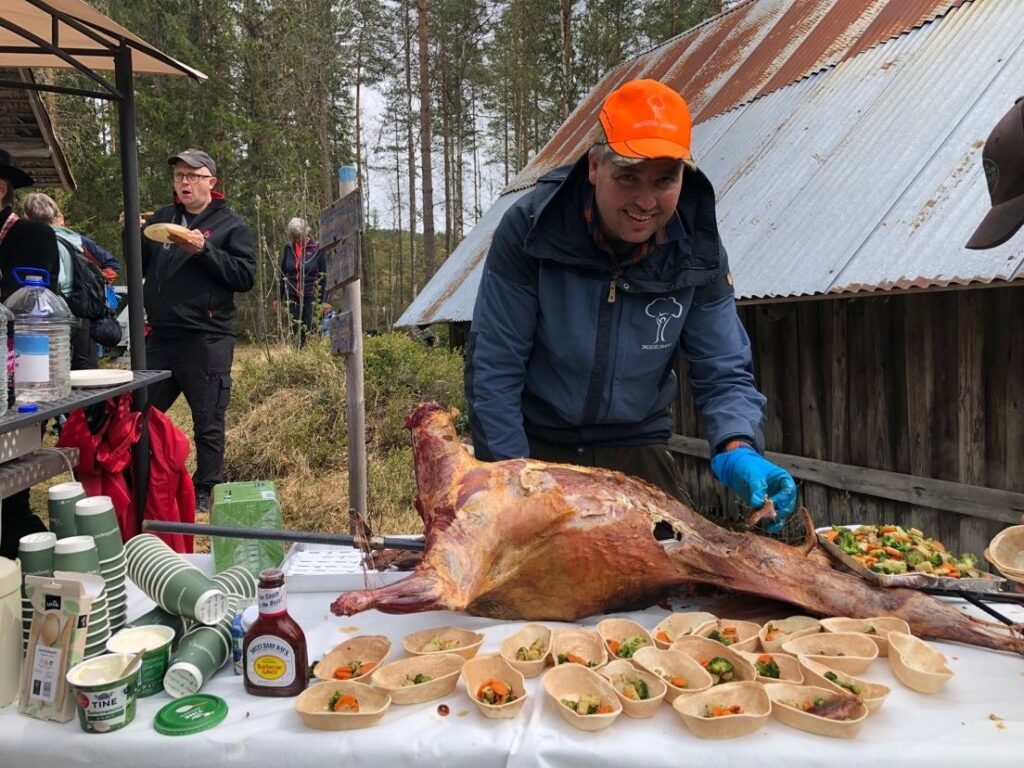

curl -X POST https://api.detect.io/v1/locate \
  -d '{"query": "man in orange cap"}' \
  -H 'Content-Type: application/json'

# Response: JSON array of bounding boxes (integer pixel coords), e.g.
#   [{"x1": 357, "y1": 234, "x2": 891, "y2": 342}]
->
[{"x1": 465, "y1": 79, "x2": 796, "y2": 532}]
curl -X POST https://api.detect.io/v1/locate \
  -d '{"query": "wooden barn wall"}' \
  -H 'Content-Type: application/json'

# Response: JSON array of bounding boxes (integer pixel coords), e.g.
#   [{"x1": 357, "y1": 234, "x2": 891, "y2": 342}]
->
[{"x1": 671, "y1": 286, "x2": 1023, "y2": 556}]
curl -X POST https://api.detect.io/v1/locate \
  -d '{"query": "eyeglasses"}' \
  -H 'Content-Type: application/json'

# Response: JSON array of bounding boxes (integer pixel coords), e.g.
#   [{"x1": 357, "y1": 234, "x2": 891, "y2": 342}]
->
[{"x1": 173, "y1": 172, "x2": 213, "y2": 183}]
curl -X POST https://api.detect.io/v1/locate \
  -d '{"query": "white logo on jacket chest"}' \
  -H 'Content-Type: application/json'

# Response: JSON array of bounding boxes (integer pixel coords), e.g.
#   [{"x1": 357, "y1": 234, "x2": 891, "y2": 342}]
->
[{"x1": 643, "y1": 297, "x2": 683, "y2": 347}]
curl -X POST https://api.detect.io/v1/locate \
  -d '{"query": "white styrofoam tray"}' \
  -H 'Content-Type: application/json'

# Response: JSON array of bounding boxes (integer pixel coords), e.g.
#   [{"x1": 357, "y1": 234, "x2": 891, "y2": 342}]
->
[{"x1": 280, "y1": 539, "x2": 422, "y2": 593}]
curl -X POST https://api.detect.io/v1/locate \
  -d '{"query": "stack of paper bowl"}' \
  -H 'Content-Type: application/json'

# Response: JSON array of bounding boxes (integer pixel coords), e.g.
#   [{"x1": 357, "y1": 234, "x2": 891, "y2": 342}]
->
[
  {"x1": 76, "y1": 498, "x2": 128, "y2": 633},
  {"x1": 985, "y1": 525, "x2": 1024, "y2": 584}
]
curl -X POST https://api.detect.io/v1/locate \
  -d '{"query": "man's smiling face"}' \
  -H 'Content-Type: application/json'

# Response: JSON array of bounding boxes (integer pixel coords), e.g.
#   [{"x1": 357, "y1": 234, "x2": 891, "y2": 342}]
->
[{"x1": 588, "y1": 152, "x2": 684, "y2": 251}]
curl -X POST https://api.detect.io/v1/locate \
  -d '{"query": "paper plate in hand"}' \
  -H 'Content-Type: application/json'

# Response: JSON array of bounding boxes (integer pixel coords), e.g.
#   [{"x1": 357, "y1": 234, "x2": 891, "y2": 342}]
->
[
  {"x1": 143, "y1": 222, "x2": 192, "y2": 243},
  {"x1": 70, "y1": 369, "x2": 134, "y2": 388}
]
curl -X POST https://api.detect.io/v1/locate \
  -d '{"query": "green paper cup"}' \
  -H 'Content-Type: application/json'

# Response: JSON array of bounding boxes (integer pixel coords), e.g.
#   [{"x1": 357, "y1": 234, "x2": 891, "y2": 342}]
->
[
  {"x1": 107, "y1": 625, "x2": 175, "y2": 697},
  {"x1": 211, "y1": 567, "x2": 257, "y2": 600},
  {"x1": 164, "y1": 625, "x2": 231, "y2": 697},
  {"x1": 47, "y1": 482, "x2": 85, "y2": 539},
  {"x1": 74, "y1": 497, "x2": 124, "y2": 560},
  {"x1": 66, "y1": 653, "x2": 141, "y2": 732},
  {"x1": 160, "y1": 568, "x2": 228, "y2": 625},
  {"x1": 53, "y1": 535, "x2": 101, "y2": 574},
  {"x1": 17, "y1": 532, "x2": 56, "y2": 576}
]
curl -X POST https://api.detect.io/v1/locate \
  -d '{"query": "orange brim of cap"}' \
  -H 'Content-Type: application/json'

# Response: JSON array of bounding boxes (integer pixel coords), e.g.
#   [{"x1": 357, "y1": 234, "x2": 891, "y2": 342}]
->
[
  {"x1": 965, "y1": 192, "x2": 1024, "y2": 249},
  {"x1": 608, "y1": 137, "x2": 695, "y2": 166}
]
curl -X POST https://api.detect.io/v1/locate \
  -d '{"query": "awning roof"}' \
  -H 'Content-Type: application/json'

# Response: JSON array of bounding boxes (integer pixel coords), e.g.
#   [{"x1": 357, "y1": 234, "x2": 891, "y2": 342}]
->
[
  {"x1": 0, "y1": 68, "x2": 74, "y2": 190},
  {"x1": 0, "y1": 0, "x2": 206, "y2": 80}
]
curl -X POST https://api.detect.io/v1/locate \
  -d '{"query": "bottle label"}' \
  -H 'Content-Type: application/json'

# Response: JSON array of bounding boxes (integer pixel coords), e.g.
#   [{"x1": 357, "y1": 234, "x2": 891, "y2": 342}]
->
[
  {"x1": 14, "y1": 334, "x2": 49, "y2": 383},
  {"x1": 246, "y1": 635, "x2": 296, "y2": 687},
  {"x1": 258, "y1": 583, "x2": 287, "y2": 614}
]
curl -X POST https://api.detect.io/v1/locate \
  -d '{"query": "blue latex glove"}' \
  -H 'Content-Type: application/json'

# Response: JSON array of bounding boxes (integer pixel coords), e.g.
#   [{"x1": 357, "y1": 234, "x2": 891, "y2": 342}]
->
[{"x1": 710, "y1": 447, "x2": 797, "y2": 533}]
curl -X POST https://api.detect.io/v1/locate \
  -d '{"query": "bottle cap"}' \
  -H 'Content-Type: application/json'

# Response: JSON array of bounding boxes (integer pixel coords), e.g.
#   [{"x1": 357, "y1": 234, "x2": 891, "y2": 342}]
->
[
  {"x1": 153, "y1": 693, "x2": 228, "y2": 736},
  {"x1": 16, "y1": 404, "x2": 39, "y2": 413}
]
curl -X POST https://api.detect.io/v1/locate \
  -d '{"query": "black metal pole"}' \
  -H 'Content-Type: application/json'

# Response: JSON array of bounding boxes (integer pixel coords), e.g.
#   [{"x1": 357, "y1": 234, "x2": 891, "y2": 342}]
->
[
  {"x1": 115, "y1": 45, "x2": 151, "y2": 531},
  {"x1": 142, "y1": 520, "x2": 426, "y2": 552}
]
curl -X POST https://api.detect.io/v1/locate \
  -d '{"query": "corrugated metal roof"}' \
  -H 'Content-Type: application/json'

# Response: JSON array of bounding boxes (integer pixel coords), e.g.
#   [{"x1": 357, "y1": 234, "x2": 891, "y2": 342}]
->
[{"x1": 398, "y1": 0, "x2": 1020, "y2": 326}]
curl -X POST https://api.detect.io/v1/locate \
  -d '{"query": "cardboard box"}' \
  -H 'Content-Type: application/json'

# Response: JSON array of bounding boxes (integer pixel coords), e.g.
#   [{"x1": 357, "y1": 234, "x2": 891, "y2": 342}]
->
[{"x1": 211, "y1": 481, "x2": 285, "y2": 576}]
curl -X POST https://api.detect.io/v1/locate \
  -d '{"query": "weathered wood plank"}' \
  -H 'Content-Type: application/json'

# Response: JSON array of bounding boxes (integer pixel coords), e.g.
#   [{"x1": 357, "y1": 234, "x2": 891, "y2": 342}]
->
[
  {"x1": 829, "y1": 300, "x2": 849, "y2": 465},
  {"x1": 753, "y1": 306, "x2": 784, "y2": 450},
  {"x1": 798, "y1": 303, "x2": 827, "y2": 519},
  {"x1": 1007, "y1": 289, "x2": 1024, "y2": 495},
  {"x1": 957, "y1": 291, "x2": 989, "y2": 557},
  {"x1": 902, "y1": 293, "x2": 934, "y2": 534}
]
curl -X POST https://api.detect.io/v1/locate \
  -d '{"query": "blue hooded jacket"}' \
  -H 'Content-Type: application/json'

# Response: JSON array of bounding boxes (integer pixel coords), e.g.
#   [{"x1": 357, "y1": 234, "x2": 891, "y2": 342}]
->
[{"x1": 464, "y1": 154, "x2": 766, "y2": 461}]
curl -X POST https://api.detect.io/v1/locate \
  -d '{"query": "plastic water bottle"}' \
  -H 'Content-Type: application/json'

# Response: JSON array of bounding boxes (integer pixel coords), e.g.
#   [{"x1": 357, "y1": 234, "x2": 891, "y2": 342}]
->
[
  {"x1": 3, "y1": 269, "x2": 72, "y2": 404},
  {"x1": 0, "y1": 301, "x2": 13, "y2": 415}
]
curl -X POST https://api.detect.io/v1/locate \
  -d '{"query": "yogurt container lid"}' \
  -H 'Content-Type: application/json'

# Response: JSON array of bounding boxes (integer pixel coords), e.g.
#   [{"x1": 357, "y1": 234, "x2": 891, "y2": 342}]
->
[{"x1": 154, "y1": 694, "x2": 228, "y2": 736}]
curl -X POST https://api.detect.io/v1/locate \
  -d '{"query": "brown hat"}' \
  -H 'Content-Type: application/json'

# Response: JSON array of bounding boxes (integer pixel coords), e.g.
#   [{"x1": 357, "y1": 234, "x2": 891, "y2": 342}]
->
[
  {"x1": 966, "y1": 97, "x2": 1024, "y2": 250},
  {"x1": 0, "y1": 148, "x2": 34, "y2": 189},
  {"x1": 167, "y1": 149, "x2": 217, "y2": 175}
]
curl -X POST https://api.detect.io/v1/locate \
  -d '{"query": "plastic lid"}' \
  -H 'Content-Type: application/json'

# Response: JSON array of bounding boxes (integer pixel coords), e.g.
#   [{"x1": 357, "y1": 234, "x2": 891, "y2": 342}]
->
[
  {"x1": 241, "y1": 604, "x2": 259, "y2": 632},
  {"x1": 163, "y1": 660, "x2": 203, "y2": 698},
  {"x1": 154, "y1": 694, "x2": 228, "y2": 736},
  {"x1": 16, "y1": 404, "x2": 38, "y2": 413}
]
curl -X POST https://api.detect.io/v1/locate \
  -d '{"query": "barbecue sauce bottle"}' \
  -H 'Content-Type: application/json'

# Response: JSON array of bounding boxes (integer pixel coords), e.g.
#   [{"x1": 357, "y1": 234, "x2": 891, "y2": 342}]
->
[{"x1": 243, "y1": 568, "x2": 308, "y2": 696}]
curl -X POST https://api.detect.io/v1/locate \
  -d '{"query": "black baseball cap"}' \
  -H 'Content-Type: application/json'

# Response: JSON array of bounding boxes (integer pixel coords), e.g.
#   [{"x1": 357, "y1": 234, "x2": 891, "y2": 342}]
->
[
  {"x1": 167, "y1": 149, "x2": 217, "y2": 175},
  {"x1": 966, "y1": 97, "x2": 1024, "y2": 250}
]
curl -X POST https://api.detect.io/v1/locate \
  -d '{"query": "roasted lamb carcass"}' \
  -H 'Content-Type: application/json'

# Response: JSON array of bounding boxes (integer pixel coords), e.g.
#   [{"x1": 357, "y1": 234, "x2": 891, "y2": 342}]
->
[{"x1": 331, "y1": 403, "x2": 1022, "y2": 655}]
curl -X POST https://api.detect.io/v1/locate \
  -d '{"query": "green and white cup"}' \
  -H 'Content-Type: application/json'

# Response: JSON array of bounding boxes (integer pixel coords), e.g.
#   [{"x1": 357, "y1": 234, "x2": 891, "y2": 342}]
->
[
  {"x1": 53, "y1": 536, "x2": 101, "y2": 575},
  {"x1": 74, "y1": 496, "x2": 124, "y2": 560},
  {"x1": 211, "y1": 566, "x2": 257, "y2": 600},
  {"x1": 159, "y1": 568, "x2": 228, "y2": 625},
  {"x1": 107, "y1": 625, "x2": 175, "y2": 697},
  {"x1": 66, "y1": 653, "x2": 141, "y2": 733},
  {"x1": 47, "y1": 482, "x2": 85, "y2": 539},
  {"x1": 17, "y1": 532, "x2": 56, "y2": 577},
  {"x1": 163, "y1": 625, "x2": 231, "y2": 698}
]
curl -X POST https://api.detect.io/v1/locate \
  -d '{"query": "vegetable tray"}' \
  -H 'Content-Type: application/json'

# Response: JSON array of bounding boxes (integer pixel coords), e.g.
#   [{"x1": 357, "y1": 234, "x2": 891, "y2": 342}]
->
[{"x1": 815, "y1": 525, "x2": 1008, "y2": 593}]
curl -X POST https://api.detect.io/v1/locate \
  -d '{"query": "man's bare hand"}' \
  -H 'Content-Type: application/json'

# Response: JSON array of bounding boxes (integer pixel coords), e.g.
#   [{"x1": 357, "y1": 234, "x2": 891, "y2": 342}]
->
[
  {"x1": 119, "y1": 211, "x2": 146, "y2": 230},
  {"x1": 168, "y1": 228, "x2": 206, "y2": 255}
]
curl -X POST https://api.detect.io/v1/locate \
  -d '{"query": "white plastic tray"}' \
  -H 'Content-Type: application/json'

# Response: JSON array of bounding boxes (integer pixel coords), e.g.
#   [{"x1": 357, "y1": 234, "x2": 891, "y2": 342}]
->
[{"x1": 280, "y1": 540, "x2": 421, "y2": 593}]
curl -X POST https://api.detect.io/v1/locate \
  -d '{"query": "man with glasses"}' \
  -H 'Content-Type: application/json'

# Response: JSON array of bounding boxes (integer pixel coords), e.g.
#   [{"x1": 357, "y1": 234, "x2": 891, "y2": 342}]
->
[{"x1": 140, "y1": 149, "x2": 256, "y2": 513}]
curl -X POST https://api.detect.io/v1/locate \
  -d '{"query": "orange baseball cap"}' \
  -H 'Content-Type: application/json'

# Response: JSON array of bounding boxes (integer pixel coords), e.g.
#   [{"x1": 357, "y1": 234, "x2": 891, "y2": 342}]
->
[{"x1": 599, "y1": 79, "x2": 694, "y2": 164}]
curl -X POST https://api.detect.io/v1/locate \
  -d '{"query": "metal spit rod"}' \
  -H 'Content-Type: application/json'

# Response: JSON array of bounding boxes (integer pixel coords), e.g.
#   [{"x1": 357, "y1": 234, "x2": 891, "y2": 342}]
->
[{"x1": 142, "y1": 520, "x2": 425, "y2": 552}]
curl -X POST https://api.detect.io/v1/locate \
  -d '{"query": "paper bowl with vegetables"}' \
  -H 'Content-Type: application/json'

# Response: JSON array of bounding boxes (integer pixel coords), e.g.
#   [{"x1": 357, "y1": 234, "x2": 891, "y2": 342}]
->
[
  {"x1": 632, "y1": 646, "x2": 714, "y2": 702},
  {"x1": 734, "y1": 650, "x2": 803, "y2": 684},
  {"x1": 596, "y1": 618, "x2": 654, "y2": 665},
  {"x1": 401, "y1": 626, "x2": 484, "y2": 660},
  {"x1": 781, "y1": 632, "x2": 878, "y2": 675},
  {"x1": 652, "y1": 611, "x2": 717, "y2": 649},
  {"x1": 694, "y1": 618, "x2": 761, "y2": 652},
  {"x1": 886, "y1": 632, "x2": 953, "y2": 693},
  {"x1": 462, "y1": 654, "x2": 527, "y2": 719},
  {"x1": 499, "y1": 623, "x2": 552, "y2": 677},
  {"x1": 550, "y1": 628, "x2": 607, "y2": 670},
  {"x1": 295, "y1": 680, "x2": 390, "y2": 730},
  {"x1": 313, "y1": 635, "x2": 391, "y2": 682},
  {"x1": 668, "y1": 636, "x2": 758, "y2": 686},
  {"x1": 819, "y1": 617, "x2": 910, "y2": 657},
  {"x1": 797, "y1": 655, "x2": 890, "y2": 713},
  {"x1": 672, "y1": 681, "x2": 770, "y2": 739},
  {"x1": 758, "y1": 616, "x2": 822, "y2": 652},
  {"x1": 598, "y1": 659, "x2": 667, "y2": 718},
  {"x1": 542, "y1": 664, "x2": 622, "y2": 732},
  {"x1": 369, "y1": 653, "x2": 465, "y2": 705},
  {"x1": 765, "y1": 683, "x2": 868, "y2": 738}
]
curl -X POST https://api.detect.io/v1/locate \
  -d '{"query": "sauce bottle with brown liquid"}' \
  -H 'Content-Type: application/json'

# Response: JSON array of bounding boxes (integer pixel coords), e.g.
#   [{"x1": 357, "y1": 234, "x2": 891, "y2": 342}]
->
[{"x1": 243, "y1": 568, "x2": 308, "y2": 696}]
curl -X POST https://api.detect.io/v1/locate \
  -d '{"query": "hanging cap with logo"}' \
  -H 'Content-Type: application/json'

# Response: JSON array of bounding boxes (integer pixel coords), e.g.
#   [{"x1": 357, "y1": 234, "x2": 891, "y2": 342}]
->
[
  {"x1": 599, "y1": 79, "x2": 695, "y2": 168},
  {"x1": 965, "y1": 96, "x2": 1024, "y2": 250}
]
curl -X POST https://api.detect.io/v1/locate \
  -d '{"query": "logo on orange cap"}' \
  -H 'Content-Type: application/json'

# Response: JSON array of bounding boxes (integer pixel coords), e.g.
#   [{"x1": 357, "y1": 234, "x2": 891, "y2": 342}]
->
[{"x1": 599, "y1": 79, "x2": 694, "y2": 165}]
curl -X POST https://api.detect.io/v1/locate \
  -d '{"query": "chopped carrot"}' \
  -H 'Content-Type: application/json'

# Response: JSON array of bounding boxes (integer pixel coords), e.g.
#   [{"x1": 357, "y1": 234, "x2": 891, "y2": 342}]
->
[
  {"x1": 360, "y1": 662, "x2": 376, "y2": 674},
  {"x1": 333, "y1": 694, "x2": 359, "y2": 712},
  {"x1": 655, "y1": 630, "x2": 670, "y2": 643},
  {"x1": 596, "y1": 704, "x2": 614, "y2": 714},
  {"x1": 757, "y1": 654, "x2": 773, "y2": 663},
  {"x1": 566, "y1": 652, "x2": 588, "y2": 665},
  {"x1": 722, "y1": 626, "x2": 739, "y2": 637},
  {"x1": 478, "y1": 678, "x2": 510, "y2": 698},
  {"x1": 880, "y1": 525, "x2": 897, "y2": 533},
  {"x1": 710, "y1": 704, "x2": 742, "y2": 717},
  {"x1": 764, "y1": 631, "x2": 778, "y2": 642},
  {"x1": 671, "y1": 677, "x2": 688, "y2": 688},
  {"x1": 823, "y1": 530, "x2": 839, "y2": 542},
  {"x1": 607, "y1": 640, "x2": 621, "y2": 654},
  {"x1": 883, "y1": 547, "x2": 903, "y2": 559},
  {"x1": 334, "y1": 666, "x2": 354, "y2": 680}
]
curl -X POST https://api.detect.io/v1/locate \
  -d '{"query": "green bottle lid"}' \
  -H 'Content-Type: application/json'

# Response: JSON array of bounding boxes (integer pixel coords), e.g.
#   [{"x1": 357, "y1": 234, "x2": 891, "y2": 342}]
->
[{"x1": 154, "y1": 693, "x2": 228, "y2": 736}]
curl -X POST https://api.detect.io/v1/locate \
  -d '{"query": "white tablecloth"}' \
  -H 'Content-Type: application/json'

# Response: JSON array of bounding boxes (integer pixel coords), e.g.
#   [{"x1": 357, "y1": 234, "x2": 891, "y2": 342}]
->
[{"x1": 1, "y1": 555, "x2": 1022, "y2": 767}]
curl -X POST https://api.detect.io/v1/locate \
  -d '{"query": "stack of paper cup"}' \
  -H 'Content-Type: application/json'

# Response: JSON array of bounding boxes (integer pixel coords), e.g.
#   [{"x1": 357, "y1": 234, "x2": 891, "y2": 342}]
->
[
  {"x1": 125, "y1": 534, "x2": 228, "y2": 626},
  {"x1": 17, "y1": 532, "x2": 56, "y2": 653},
  {"x1": 75, "y1": 496, "x2": 127, "y2": 633},
  {"x1": 210, "y1": 566, "x2": 257, "y2": 601},
  {"x1": 47, "y1": 481, "x2": 85, "y2": 539},
  {"x1": 53, "y1": 535, "x2": 109, "y2": 658}
]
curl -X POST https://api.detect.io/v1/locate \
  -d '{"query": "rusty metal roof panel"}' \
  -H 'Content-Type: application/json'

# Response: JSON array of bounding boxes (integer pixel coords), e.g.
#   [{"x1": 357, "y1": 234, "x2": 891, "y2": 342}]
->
[{"x1": 396, "y1": 189, "x2": 527, "y2": 327}]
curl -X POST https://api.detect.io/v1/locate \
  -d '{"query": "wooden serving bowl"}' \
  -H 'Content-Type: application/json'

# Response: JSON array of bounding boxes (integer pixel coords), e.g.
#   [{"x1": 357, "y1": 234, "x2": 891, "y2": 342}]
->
[
  {"x1": 461, "y1": 654, "x2": 527, "y2": 720},
  {"x1": 550, "y1": 628, "x2": 607, "y2": 670},
  {"x1": 672, "y1": 681, "x2": 771, "y2": 740},
  {"x1": 542, "y1": 664, "x2": 622, "y2": 732},
  {"x1": 499, "y1": 623, "x2": 552, "y2": 678},
  {"x1": 595, "y1": 618, "x2": 654, "y2": 664},
  {"x1": 369, "y1": 653, "x2": 465, "y2": 705},
  {"x1": 886, "y1": 632, "x2": 953, "y2": 694},
  {"x1": 652, "y1": 612, "x2": 717, "y2": 649},
  {"x1": 819, "y1": 617, "x2": 911, "y2": 657},
  {"x1": 401, "y1": 626, "x2": 485, "y2": 660},
  {"x1": 632, "y1": 646, "x2": 714, "y2": 703},
  {"x1": 797, "y1": 655, "x2": 891, "y2": 713},
  {"x1": 766, "y1": 683, "x2": 868, "y2": 738},
  {"x1": 734, "y1": 650, "x2": 803, "y2": 684},
  {"x1": 758, "y1": 616, "x2": 822, "y2": 653},
  {"x1": 598, "y1": 658, "x2": 667, "y2": 719},
  {"x1": 313, "y1": 635, "x2": 391, "y2": 682},
  {"x1": 694, "y1": 618, "x2": 762, "y2": 653},
  {"x1": 294, "y1": 680, "x2": 390, "y2": 730},
  {"x1": 668, "y1": 636, "x2": 758, "y2": 685},
  {"x1": 781, "y1": 632, "x2": 878, "y2": 675}
]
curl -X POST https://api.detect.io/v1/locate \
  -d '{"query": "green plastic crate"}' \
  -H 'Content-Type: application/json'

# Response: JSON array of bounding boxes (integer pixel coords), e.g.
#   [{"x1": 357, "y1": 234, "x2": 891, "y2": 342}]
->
[{"x1": 210, "y1": 480, "x2": 285, "y2": 576}]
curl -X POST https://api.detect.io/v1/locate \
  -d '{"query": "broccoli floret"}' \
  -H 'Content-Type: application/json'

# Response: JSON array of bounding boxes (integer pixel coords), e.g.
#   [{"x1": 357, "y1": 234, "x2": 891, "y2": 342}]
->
[
  {"x1": 929, "y1": 552, "x2": 944, "y2": 567},
  {"x1": 706, "y1": 657, "x2": 735, "y2": 682},
  {"x1": 905, "y1": 549, "x2": 926, "y2": 567},
  {"x1": 823, "y1": 670, "x2": 861, "y2": 695},
  {"x1": 707, "y1": 630, "x2": 735, "y2": 647},
  {"x1": 835, "y1": 528, "x2": 859, "y2": 556},
  {"x1": 956, "y1": 553, "x2": 978, "y2": 570},
  {"x1": 755, "y1": 659, "x2": 780, "y2": 679},
  {"x1": 880, "y1": 535, "x2": 909, "y2": 552},
  {"x1": 870, "y1": 559, "x2": 908, "y2": 575}
]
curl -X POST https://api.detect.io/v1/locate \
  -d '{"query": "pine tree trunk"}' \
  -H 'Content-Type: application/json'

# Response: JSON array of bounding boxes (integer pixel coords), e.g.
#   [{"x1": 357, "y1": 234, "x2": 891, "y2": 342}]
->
[
  {"x1": 416, "y1": 0, "x2": 436, "y2": 278},
  {"x1": 559, "y1": 0, "x2": 573, "y2": 119},
  {"x1": 403, "y1": 0, "x2": 418, "y2": 305}
]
